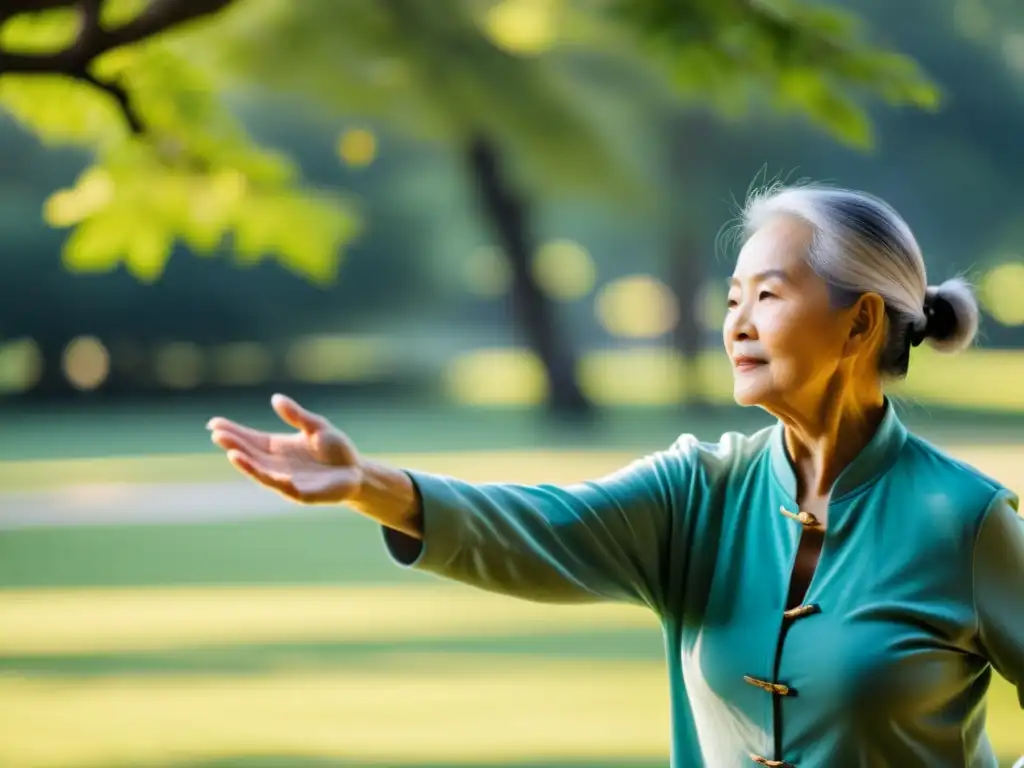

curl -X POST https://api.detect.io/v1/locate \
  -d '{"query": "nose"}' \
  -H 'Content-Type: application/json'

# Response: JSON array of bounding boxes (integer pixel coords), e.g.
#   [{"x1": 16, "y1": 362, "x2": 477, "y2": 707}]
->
[{"x1": 726, "y1": 303, "x2": 757, "y2": 342}]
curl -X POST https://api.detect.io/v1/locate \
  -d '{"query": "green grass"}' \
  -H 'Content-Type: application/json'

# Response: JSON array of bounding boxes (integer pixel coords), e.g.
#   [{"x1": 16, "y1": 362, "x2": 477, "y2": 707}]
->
[
  {"x1": 1, "y1": 414, "x2": 1022, "y2": 767},
  {"x1": 3, "y1": 510, "x2": 1023, "y2": 766}
]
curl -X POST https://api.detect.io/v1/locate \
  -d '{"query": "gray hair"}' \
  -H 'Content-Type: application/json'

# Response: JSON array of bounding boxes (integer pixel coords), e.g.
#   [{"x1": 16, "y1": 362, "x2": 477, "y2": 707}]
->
[{"x1": 742, "y1": 184, "x2": 979, "y2": 378}]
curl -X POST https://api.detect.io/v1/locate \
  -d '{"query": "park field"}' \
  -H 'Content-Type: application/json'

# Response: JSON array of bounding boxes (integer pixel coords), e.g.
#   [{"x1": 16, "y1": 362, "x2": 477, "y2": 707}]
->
[{"x1": 0, "y1": 435, "x2": 1022, "y2": 767}]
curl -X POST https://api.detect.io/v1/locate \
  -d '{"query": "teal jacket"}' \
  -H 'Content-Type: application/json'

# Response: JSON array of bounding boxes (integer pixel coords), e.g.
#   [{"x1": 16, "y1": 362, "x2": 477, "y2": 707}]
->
[{"x1": 383, "y1": 401, "x2": 1024, "y2": 767}]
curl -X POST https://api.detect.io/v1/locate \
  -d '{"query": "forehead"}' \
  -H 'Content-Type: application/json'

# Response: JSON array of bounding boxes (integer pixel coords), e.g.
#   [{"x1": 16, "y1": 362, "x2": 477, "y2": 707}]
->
[{"x1": 733, "y1": 214, "x2": 815, "y2": 279}]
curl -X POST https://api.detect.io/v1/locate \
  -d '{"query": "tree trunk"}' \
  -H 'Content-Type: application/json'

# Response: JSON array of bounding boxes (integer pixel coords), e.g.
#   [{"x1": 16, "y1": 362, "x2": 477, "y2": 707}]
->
[
  {"x1": 667, "y1": 113, "x2": 715, "y2": 409},
  {"x1": 465, "y1": 134, "x2": 592, "y2": 419}
]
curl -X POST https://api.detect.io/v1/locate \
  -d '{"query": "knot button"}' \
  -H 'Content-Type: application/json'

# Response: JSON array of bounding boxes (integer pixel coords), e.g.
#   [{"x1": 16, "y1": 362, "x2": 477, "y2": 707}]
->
[
  {"x1": 783, "y1": 603, "x2": 821, "y2": 621},
  {"x1": 743, "y1": 675, "x2": 792, "y2": 696},
  {"x1": 750, "y1": 755, "x2": 795, "y2": 767},
  {"x1": 780, "y1": 506, "x2": 819, "y2": 527}
]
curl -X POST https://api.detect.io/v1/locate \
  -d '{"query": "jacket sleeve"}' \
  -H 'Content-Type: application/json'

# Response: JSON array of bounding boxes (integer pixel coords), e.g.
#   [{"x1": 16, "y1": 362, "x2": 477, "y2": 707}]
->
[
  {"x1": 381, "y1": 436, "x2": 699, "y2": 612},
  {"x1": 973, "y1": 489, "x2": 1024, "y2": 708}
]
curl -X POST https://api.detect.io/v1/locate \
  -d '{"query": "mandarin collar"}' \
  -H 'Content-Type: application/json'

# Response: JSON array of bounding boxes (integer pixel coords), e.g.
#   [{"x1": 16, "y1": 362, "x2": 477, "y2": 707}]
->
[{"x1": 769, "y1": 398, "x2": 908, "y2": 503}]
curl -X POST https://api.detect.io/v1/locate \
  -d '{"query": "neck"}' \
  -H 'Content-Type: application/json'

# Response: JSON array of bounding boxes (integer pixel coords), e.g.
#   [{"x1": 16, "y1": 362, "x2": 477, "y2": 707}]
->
[{"x1": 775, "y1": 381, "x2": 886, "y2": 498}]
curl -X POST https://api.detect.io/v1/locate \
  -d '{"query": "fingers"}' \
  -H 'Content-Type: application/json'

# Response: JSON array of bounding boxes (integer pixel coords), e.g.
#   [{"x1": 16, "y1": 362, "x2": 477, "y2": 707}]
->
[
  {"x1": 210, "y1": 428, "x2": 268, "y2": 460},
  {"x1": 271, "y1": 393, "x2": 327, "y2": 434},
  {"x1": 226, "y1": 450, "x2": 299, "y2": 500},
  {"x1": 205, "y1": 417, "x2": 272, "y2": 452}
]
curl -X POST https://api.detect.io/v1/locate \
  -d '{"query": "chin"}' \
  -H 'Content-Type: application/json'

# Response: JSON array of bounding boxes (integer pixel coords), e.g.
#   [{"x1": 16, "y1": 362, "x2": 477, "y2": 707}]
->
[
  {"x1": 732, "y1": 382, "x2": 769, "y2": 408},
  {"x1": 733, "y1": 394, "x2": 762, "y2": 408}
]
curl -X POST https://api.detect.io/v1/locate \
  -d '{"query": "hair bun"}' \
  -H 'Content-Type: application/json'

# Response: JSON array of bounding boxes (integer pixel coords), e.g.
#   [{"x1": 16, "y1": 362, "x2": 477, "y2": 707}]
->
[{"x1": 922, "y1": 278, "x2": 979, "y2": 353}]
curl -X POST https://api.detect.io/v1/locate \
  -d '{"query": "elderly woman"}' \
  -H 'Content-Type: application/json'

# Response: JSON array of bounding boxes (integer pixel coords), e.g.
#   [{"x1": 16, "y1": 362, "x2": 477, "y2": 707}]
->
[{"x1": 207, "y1": 185, "x2": 1023, "y2": 768}]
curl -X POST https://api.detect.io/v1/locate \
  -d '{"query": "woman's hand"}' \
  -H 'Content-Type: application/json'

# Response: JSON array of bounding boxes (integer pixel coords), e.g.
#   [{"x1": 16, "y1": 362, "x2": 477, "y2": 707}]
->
[{"x1": 207, "y1": 394, "x2": 363, "y2": 505}]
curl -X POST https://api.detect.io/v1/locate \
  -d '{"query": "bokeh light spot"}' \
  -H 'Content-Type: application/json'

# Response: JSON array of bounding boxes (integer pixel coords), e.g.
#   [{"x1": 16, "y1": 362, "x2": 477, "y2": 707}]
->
[
  {"x1": 445, "y1": 348, "x2": 548, "y2": 405},
  {"x1": 338, "y1": 129, "x2": 377, "y2": 168},
  {"x1": 595, "y1": 275, "x2": 679, "y2": 339},
  {"x1": 63, "y1": 336, "x2": 110, "y2": 391},
  {"x1": 484, "y1": 0, "x2": 557, "y2": 55},
  {"x1": 0, "y1": 337, "x2": 43, "y2": 393},
  {"x1": 980, "y1": 260, "x2": 1024, "y2": 326},
  {"x1": 532, "y1": 240, "x2": 596, "y2": 301}
]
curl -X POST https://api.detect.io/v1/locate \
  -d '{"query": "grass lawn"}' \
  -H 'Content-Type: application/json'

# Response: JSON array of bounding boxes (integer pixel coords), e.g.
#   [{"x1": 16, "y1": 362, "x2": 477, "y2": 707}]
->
[{"x1": 0, "y1": 436, "x2": 1022, "y2": 767}]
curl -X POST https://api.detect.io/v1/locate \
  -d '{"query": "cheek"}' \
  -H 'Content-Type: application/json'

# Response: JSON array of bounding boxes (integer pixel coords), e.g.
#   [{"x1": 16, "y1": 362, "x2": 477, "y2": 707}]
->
[
  {"x1": 756, "y1": 307, "x2": 804, "y2": 352},
  {"x1": 761, "y1": 307, "x2": 840, "y2": 366}
]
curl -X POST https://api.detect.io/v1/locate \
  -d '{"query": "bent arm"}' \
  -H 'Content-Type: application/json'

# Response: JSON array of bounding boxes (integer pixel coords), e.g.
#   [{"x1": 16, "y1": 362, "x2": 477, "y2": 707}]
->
[
  {"x1": 974, "y1": 489, "x2": 1024, "y2": 708},
  {"x1": 356, "y1": 439, "x2": 698, "y2": 611}
]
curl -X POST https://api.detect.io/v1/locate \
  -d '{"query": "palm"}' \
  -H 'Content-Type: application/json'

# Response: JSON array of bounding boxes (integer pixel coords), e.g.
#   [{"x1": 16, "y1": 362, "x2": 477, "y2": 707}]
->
[
  {"x1": 262, "y1": 429, "x2": 336, "y2": 467},
  {"x1": 207, "y1": 394, "x2": 362, "y2": 504}
]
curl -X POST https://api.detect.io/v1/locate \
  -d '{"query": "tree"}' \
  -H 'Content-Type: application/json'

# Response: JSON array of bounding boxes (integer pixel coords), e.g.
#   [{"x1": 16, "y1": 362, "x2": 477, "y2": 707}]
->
[{"x1": 0, "y1": 0, "x2": 938, "y2": 414}]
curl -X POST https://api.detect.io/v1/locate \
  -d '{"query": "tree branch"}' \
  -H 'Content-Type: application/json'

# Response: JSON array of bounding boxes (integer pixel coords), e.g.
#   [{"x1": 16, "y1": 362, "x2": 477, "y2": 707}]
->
[
  {"x1": 0, "y1": 0, "x2": 238, "y2": 134},
  {"x1": 77, "y1": 69, "x2": 145, "y2": 132}
]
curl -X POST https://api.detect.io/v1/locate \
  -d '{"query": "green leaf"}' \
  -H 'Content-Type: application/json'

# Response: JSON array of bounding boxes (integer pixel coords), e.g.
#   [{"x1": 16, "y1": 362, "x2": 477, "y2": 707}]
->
[
  {"x1": 232, "y1": 190, "x2": 361, "y2": 284},
  {"x1": 0, "y1": 7, "x2": 78, "y2": 53},
  {"x1": 62, "y1": 213, "x2": 132, "y2": 273},
  {"x1": 612, "y1": 0, "x2": 940, "y2": 145},
  {"x1": 125, "y1": 224, "x2": 174, "y2": 283},
  {"x1": 0, "y1": 77, "x2": 124, "y2": 145}
]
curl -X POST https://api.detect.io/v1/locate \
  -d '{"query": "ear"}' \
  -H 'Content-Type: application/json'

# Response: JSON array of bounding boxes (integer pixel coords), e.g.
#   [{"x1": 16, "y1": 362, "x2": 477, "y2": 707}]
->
[{"x1": 844, "y1": 293, "x2": 887, "y2": 357}]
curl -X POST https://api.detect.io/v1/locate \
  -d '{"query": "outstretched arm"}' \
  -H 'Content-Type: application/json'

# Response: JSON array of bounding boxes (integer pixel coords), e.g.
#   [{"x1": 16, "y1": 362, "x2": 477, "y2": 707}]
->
[
  {"x1": 209, "y1": 395, "x2": 698, "y2": 612},
  {"x1": 376, "y1": 444, "x2": 693, "y2": 609}
]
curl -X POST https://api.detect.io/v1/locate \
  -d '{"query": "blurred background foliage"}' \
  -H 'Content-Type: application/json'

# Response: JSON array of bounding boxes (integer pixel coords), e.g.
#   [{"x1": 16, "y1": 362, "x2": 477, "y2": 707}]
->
[
  {"x1": 2, "y1": 0, "x2": 1021, "y2": 416},
  {"x1": 3, "y1": 3, "x2": 1024, "y2": 767}
]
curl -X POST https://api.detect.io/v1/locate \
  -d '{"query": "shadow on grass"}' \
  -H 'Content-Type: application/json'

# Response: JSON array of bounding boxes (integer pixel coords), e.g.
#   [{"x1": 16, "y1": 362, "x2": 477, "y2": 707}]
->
[{"x1": 0, "y1": 629, "x2": 663, "y2": 678}]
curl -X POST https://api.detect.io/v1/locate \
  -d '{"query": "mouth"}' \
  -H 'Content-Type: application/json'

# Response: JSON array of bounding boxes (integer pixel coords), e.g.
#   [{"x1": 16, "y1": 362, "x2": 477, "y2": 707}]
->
[{"x1": 733, "y1": 357, "x2": 767, "y2": 372}]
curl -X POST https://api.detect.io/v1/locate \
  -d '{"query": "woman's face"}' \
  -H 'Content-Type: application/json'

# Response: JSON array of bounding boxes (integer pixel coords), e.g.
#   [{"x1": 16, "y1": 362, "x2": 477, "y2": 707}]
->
[{"x1": 723, "y1": 215, "x2": 860, "y2": 412}]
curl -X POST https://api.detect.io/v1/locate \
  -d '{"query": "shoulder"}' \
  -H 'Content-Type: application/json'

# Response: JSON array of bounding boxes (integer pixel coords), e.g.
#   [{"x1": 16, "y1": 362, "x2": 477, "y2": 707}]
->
[
  {"x1": 900, "y1": 432, "x2": 1007, "y2": 498},
  {"x1": 898, "y1": 431, "x2": 1013, "y2": 528},
  {"x1": 666, "y1": 426, "x2": 774, "y2": 483}
]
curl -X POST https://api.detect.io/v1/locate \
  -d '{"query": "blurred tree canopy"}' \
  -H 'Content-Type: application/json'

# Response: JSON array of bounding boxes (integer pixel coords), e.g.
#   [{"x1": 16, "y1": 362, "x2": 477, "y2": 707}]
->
[
  {"x1": 0, "y1": 0, "x2": 939, "y2": 284},
  {"x1": 0, "y1": 0, "x2": 945, "y2": 412}
]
